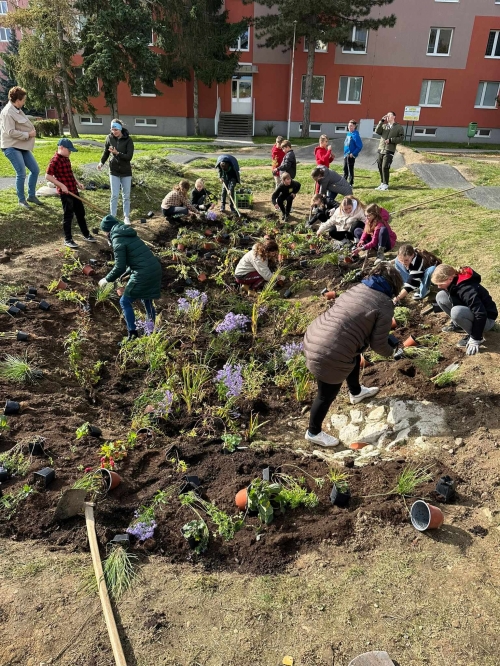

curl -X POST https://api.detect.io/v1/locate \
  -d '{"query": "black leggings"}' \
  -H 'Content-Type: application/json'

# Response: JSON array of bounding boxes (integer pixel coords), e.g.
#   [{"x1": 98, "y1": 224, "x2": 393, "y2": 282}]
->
[
  {"x1": 308, "y1": 356, "x2": 362, "y2": 435},
  {"x1": 328, "y1": 220, "x2": 365, "y2": 241},
  {"x1": 276, "y1": 193, "x2": 293, "y2": 216}
]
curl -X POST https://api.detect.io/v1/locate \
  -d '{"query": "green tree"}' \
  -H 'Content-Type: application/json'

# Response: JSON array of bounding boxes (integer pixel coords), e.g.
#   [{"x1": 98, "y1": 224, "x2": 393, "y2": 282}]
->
[
  {"x1": 0, "y1": 28, "x2": 19, "y2": 105},
  {"x1": 76, "y1": 0, "x2": 160, "y2": 118},
  {"x1": 250, "y1": 0, "x2": 396, "y2": 137},
  {"x1": 154, "y1": 0, "x2": 249, "y2": 135}
]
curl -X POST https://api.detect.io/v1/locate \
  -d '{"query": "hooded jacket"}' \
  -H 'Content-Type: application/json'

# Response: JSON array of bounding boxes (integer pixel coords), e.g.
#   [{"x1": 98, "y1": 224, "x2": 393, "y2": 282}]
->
[
  {"x1": 235, "y1": 244, "x2": 274, "y2": 282},
  {"x1": 447, "y1": 268, "x2": 498, "y2": 340},
  {"x1": 344, "y1": 130, "x2": 363, "y2": 158},
  {"x1": 216, "y1": 154, "x2": 241, "y2": 183},
  {"x1": 104, "y1": 223, "x2": 162, "y2": 300},
  {"x1": 317, "y1": 167, "x2": 353, "y2": 197},
  {"x1": 314, "y1": 145, "x2": 334, "y2": 168},
  {"x1": 100, "y1": 128, "x2": 134, "y2": 177},
  {"x1": 317, "y1": 198, "x2": 365, "y2": 235},
  {"x1": 304, "y1": 280, "x2": 395, "y2": 384}
]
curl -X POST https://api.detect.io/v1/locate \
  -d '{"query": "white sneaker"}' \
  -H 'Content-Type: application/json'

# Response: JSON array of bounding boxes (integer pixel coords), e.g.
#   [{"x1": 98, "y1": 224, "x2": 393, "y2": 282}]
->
[
  {"x1": 124, "y1": 217, "x2": 131, "y2": 225},
  {"x1": 380, "y1": 184, "x2": 389, "y2": 191},
  {"x1": 375, "y1": 184, "x2": 384, "y2": 190},
  {"x1": 305, "y1": 430, "x2": 340, "y2": 447},
  {"x1": 349, "y1": 385, "x2": 380, "y2": 405}
]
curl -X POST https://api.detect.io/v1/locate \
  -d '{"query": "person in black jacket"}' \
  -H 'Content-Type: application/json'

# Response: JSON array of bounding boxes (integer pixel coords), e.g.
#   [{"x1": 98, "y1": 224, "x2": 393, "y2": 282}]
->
[
  {"x1": 190, "y1": 178, "x2": 211, "y2": 210},
  {"x1": 97, "y1": 119, "x2": 134, "y2": 225},
  {"x1": 431, "y1": 264, "x2": 498, "y2": 355},
  {"x1": 311, "y1": 166, "x2": 352, "y2": 209},
  {"x1": 394, "y1": 244, "x2": 441, "y2": 302},
  {"x1": 307, "y1": 194, "x2": 329, "y2": 228},
  {"x1": 216, "y1": 154, "x2": 240, "y2": 212},
  {"x1": 275, "y1": 141, "x2": 296, "y2": 179},
  {"x1": 271, "y1": 172, "x2": 301, "y2": 221}
]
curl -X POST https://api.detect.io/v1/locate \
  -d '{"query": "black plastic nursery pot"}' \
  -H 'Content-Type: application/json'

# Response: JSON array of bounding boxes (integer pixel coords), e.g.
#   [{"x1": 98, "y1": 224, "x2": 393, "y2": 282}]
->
[
  {"x1": 179, "y1": 475, "x2": 201, "y2": 494},
  {"x1": 8, "y1": 306, "x2": 20, "y2": 316},
  {"x1": 14, "y1": 301, "x2": 27, "y2": 311},
  {"x1": 7, "y1": 297, "x2": 18, "y2": 304},
  {"x1": 25, "y1": 293, "x2": 36, "y2": 301},
  {"x1": 140, "y1": 218, "x2": 147, "y2": 224},
  {"x1": 436, "y1": 475, "x2": 456, "y2": 502},
  {"x1": 394, "y1": 349, "x2": 405, "y2": 361},
  {"x1": 88, "y1": 425, "x2": 102, "y2": 438},
  {"x1": 388, "y1": 334, "x2": 400, "y2": 349},
  {"x1": 283, "y1": 289, "x2": 293, "y2": 299},
  {"x1": 4, "y1": 400, "x2": 20, "y2": 415},
  {"x1": 89, "y1": 259, "x2": 98, "y2": 266},
  {"x1": 28, "y1": 287, "x2": 37, "y2": 295},
  {"x1": 38, "y1": 301, "x2": 51, "y2": 311},
  {"x1": 28, "y1": 438, "x2": 46, "y2": 456},
  {"x1": 330, "y1": 486, "x2": 351, "y2": 508},
  {"x1": 92, "y1": 228, "x2": 100, "y2": 235},
  {"x1": 16, "y1": 331, "x2": 29, "y2": 342},
  {"x1": 147, "y1": 211, "x2": 154, "y2": 218},
  {"x1": 34, "y1": 467, "x2": 55, "y2": 488},
  {"x1": 110, "y1": 534, "x2": 130, "y2": 548},
  {"x1": 0, "y1": 466, "x2": 11, "y2": 482}
]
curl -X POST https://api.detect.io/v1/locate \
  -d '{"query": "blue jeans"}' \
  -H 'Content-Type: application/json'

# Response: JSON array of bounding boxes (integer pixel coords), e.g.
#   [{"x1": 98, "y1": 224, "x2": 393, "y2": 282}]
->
[
  {"x1": 119, "y1": 295, "x2": 156, "y2": 332},
  {"x1": 394, "y1": 259, "x2": 436, "y2": 298},
  {"x1": 110, "y1": 175, "x2": 132, "y2": 218},
  {"x1": 2, "y1": 148, "x2": 40, "y2": 202}
]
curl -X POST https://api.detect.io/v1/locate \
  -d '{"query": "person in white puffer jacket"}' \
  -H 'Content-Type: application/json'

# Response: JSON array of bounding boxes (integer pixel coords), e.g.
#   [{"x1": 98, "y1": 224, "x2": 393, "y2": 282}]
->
[
  {"x1": 316, "y1": 196, "x2": 366, "y2": 241},
  {"x1": 234, "y1": 240, "x2": 283, "y2": 294}
]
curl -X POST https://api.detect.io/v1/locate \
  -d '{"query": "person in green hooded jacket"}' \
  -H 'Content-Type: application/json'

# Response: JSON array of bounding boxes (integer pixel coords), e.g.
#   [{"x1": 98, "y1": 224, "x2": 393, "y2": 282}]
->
[{"x1": 98, "y1": 215, "x2": 162, "y2": 341}]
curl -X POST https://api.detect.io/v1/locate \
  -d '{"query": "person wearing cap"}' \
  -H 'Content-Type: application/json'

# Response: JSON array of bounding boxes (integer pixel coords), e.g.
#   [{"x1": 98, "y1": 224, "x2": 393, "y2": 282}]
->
[
  {"x1": 98, "y1": 215, "x2": 162, "y2": 342},
  {"x1": 0, "y1": 86, "x2": 42, "y2": 209},
  {"x1": 46, "y1": 138, "x2": 96, "y2": 249},
  {"x1": 97, "y1": 119, "x2": 134, "y2": 225}
]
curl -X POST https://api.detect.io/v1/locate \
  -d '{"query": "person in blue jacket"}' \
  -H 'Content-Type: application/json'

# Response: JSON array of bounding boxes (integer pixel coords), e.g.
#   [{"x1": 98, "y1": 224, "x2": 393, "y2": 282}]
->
[
  {"x1": 215, "y1": 154, "x2": 240, "y2": 213},
  {"x1": 343, "y1": 120, "x2": 363, "y2": 187}
]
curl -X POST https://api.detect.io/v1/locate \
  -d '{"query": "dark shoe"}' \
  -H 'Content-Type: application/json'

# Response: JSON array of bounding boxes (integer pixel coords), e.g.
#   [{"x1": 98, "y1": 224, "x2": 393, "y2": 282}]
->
[
  {"x1": 83, "y1": 234, "x2": 97, "y2": 243},
  {"x1": 64, "y1": 239, "x2": 79, "y2": 249},
  {"x1": 19, "y1": 201, "x2": 30, "y2": 210},
  {"x1": 456, "y1": 335, "x2": 470, "y2": 348},
  {"x1": 118, "y1": 330, "x2": 139, "y2": 347},
  {"x1": 27, "y1": 196, "x2": 43, "y2": 206},
  {"x1": 442, "y1": 322, "x2": 464, "y2": 333},
  {"x1": 220, "y1": 205, "x2": 226, "y2": 212}
]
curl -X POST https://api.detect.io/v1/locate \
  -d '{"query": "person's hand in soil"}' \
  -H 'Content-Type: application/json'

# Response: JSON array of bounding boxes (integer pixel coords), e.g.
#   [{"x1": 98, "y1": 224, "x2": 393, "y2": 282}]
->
[{"x1": 466, "y1": 338, "x2": 483, "y2": 356}]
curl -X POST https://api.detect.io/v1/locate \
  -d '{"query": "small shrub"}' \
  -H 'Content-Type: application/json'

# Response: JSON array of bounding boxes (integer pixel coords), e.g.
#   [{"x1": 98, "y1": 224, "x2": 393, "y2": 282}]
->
[{"x1": 33, "y1": 119, "x2": 60, "y2": 137}]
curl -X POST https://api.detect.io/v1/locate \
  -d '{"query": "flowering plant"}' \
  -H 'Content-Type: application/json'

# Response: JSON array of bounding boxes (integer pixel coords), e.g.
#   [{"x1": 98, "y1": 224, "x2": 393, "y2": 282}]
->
[
  {"x1": 155, "y1": 390, "x2": 174, "y2": 418},
  {"x1": 136, "y1": 319, "x2": 155, "y2": 336},
  {"x1": 281, "y1": 341, "x2": 304, "y2": 362},
  {"x1": 215, "y1": 312, "x2": 250, "y2": 334},
  {"x1": 215, "y1": 362, "x2": 243, "y2": 401},
  {"x1": 126, "y1": 489, "x2": 170, "y2": 541},
  {"x1": 177, "y1": 289, "x2": 208, "y2": 323}
]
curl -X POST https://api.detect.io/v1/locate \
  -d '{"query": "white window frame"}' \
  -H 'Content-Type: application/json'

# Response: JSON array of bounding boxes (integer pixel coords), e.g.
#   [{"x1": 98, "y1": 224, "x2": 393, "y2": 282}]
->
[
  {"x1": 303, "y1": 38, "x2": 328, "y2": 53},
  {"x1": 419, "y1": 80, "x2": 445, "y2": 107},
  {"x1": 427, "y1": 27, "x2": 454, "y2": 56},
  {"x1": 298, "y1": 123, "x2": 322, "y2": 132},
  {"x1": 475, "y1": 129, "x2": 491, "y2": 138},
  {"x1": 135, "y1": 118, "x2": 157, "y2": 127},
  {"x1": 414, "y1": 128, "x2": 438, "y2": 136},
  {"x1": 132, "y1": 79, "x2": 157, "y2": 97},
  {"x1": 230, "y1": 27, "x2": 250, "y2": 52},
  {"x1": 0, "y1": 2, "x2": 8, "y2": 14},
  {"x1": 0, "y1": 27, "x2": 11, "y2": 41},
  {"x1": 80, "y1": 117, "x2": 103, "y2": 125},
  {"x1": 485, "y1": 30, "x2": 500, "y2": 59},
  {"x1": 300, "y1": 75, "x2": 325, "y2": 103},
  {"x1": 338, "y1": 76, "x2": 363, "y2": 104},
  {"x1": 434, "y1": 0, "x2": 458, "y2": 3},
  {"x1": 342, "y1": 26, "x2": 368, "y2": 54},
  {"x1": 335, "y1": 125, "x2": 348, "y2": 133},
  {"x1": 475, "y1": 81, "x2": 500, "y2": 108}
]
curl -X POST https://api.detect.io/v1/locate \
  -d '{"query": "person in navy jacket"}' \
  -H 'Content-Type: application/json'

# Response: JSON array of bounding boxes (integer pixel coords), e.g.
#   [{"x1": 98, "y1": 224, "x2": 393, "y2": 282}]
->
[{"x1": 343, "y1": 120, "x2": 363, "y2": 186}]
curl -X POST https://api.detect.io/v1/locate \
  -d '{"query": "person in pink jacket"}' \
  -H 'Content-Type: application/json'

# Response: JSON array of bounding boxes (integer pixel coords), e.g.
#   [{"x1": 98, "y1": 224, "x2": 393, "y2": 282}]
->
[
  {"x1": 353, "y1": 203, "x2": 396, "y2": 264},
  {"x1": 314, "y1": 134, "x2": 334, "y2": 168}
]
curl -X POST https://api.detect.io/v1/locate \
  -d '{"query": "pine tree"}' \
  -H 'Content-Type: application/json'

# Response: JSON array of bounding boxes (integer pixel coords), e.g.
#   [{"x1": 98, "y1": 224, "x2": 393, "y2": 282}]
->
[
  {"x1": 0, "y1": 28, "x2": 19, "y2": 105},
  {"x1": 250, "y1": 0, "x2": 396, "y2": 137}
]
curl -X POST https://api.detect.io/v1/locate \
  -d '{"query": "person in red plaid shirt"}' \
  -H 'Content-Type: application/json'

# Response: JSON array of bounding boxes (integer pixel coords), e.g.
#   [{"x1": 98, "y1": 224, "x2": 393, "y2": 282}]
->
[{"x1": 46, "y1": 138, "x2": 96, "y2": 249}]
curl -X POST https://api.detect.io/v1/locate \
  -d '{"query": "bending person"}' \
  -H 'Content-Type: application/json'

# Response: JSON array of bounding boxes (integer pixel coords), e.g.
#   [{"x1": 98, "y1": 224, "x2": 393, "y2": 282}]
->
[
  {"x1": 311, "y1": 167, "x2": 352, "y2": 209},
  {"x1": 271, "y1": 172, "x2": 301, "y2": 222},
  {"x1": 353, "y1": 203, "x2": 396, "y2": 263},
  {"x1": 394, "y1": 244, "x2": 441, "y2": 303},
  {"x1": 316, "y1": 196, "x2": 365, "y2": 241},
  {"x1": 303, "y1": 263, "x2": 403, "y2": 446},
  {"x1": 431, "y1": 265, "x2": 498, "y2": 355},
  {"x1": 307, "y1": 194, "x2": 329, "y2": 228},
  {"x1": 235, "y1": 239, "x2": 283, "y2": 294},
  {"x1": 98, "y1": 215, "x2": 162, "y2": 342},
  {"x1": 216, "y1": 154, "x2": 240, "y2": 212}
]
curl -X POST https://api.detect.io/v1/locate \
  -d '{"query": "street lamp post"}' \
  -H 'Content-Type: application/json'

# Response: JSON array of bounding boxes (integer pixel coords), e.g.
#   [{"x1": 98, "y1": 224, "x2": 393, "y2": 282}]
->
[{"x1": 287, "y1": 21, "x2": 298, "y2": 140}]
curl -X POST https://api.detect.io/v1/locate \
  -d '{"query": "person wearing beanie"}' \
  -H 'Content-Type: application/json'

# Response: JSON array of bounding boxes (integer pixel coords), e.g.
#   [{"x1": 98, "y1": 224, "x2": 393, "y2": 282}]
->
[
  {"x1": 97, "y1": 119, "x2": 134, "y2": 225},
  {"x1": 98, "y1": 215, "x2": 162, "y2": 341}
]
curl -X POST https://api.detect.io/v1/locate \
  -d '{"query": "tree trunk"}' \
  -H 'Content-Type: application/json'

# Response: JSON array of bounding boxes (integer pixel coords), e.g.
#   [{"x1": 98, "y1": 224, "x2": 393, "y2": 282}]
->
[
  {"x1": 193, "y1": 74, "x2": 200, "y2": 136},
  {"x1": 301, "y1": 39, "x2": 316, "y2": 139},
  {"x1": 54, "y1": 98, "x2": 64, "y2": 135},
  {"x1": 56, "y1": 20, "x2": 79, "y2": 138}
]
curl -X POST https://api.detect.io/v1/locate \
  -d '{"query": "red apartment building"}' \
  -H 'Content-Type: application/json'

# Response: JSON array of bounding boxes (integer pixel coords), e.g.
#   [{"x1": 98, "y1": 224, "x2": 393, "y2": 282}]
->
[{"x1": 2, "y1": 0, "x2": 500, "y2": 141}]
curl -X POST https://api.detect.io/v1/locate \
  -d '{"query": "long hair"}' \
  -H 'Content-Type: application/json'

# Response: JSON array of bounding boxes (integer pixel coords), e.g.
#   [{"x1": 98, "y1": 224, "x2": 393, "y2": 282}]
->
[
  {"x1": 174, "y1": 179, "x2": 190, "y2": 194},
  {"x1": 398, "y1": 244, "x2": 442, "y2": 270},
  {"x1": 431, "y1": 264, "x2": 457, "y2": 285},
  {"x1": 340, "y1": 196, "x2": 364, "y2": 214},
  {"x1": 254, "y1": 239, "x2": 278, "y2": 261},
  {"x1": 364, "y1": 203, "x2": 384, "y2": 234},
  {"x1": 369, "y1": 262, "x2": 404, "y2": 297}
]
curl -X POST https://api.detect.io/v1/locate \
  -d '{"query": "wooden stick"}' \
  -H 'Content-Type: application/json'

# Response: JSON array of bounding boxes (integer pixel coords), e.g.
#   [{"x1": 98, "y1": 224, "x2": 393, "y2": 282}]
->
[
  {"x1": 67, "y1": 191, "x2": 109, "y2": 216},
  {"x1": 84, "y1": 503, "x2": 127, "y2": 666},
  {"x1": 391, "y1": 186, "x2": 475, "y2": 217},
  {"x1": 222, "y1": 180, "x2": 241, "y2": 217}
]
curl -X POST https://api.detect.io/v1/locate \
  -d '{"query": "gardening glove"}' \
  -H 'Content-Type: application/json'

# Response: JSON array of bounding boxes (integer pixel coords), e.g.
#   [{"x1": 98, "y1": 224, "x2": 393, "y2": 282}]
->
[
  {"x1": 465, "y1": 338, "x2": 482, "y2": 356},
  {"x1": 98, "y1": 278, "x2": 108, "y2": 288}
]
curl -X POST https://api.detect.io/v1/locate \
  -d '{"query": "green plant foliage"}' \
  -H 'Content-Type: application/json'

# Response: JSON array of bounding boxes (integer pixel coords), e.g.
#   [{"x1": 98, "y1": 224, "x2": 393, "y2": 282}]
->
[
  {"x1": 0, "y1": 484, "x2": 34, "y2": 518},
  {"x1": 102, "y1": 545, "x2": 138, "y2": 600},
  {"x1": 0, "y1": 353, "x2": 43, "y2": 384},
  {"x1": 432, "y1": 369, "x2": 459, "y2": 387},
  {"x1": 221, "y1": 433, "x2": 242, "y2": 453},
  {"x1": 391, "y1": 466, "x2": 433, "y2": 497},
  {"x1": 181, "y1": 519, "x2": 210, "y2": 554},
  {"x1": 328, "y1": 468, "x2": 350, "y2": 493},
  {"x1": 394, "y1": 306, "x2": 411, "y2": 327}
]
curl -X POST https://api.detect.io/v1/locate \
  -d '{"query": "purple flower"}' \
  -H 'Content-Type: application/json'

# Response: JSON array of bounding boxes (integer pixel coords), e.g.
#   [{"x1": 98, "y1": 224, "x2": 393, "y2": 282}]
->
[
  {"x1": 281, "y1": 341, "x2": 304, "y2": 362},
  {"x1": 215, "y1": 312, "x2": 250, "y2": 334},
  {"x1": 215, "y1": 362, "x2": 243, "y2": 400},
  {"x1": 136, "y1": 319, "x2": 155, "y2": 335},
  {"x1": 156, "y1": 390, "x2": 173, "y2": 418},
  {"x1": 177, "y1": 289, "x2": 208, "y2": 313},
  {"x1": 126, "y1": 520, "x2": 157, "y2": 541},
  {"x1": 206, "y1": 210, "x2": 218, "y2": 221},
  {"x1": 258, "y1": 305, "x2": 268, "y2": 316}
]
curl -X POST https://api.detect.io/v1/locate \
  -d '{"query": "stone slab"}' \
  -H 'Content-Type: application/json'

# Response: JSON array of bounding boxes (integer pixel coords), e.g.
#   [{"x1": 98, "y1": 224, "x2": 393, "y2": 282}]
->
[
  {"x1": 465, "y1": 186, "x2": 500, "y2": 210},
  {"x1": 409, "y1": 163, "x2": 470, "y2": 189}
]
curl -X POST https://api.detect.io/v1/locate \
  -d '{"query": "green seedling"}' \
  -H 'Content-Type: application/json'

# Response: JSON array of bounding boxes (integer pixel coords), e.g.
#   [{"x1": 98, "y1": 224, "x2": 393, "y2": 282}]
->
[
  {"x1": 75, "y1": 422, "x2": 91, "y2": 439},
  {"x1": 245, "y1": 412, "x2": 269, "y2": 442},
  {"x1": 181, "y1": 519, "x2": 210, "y2": 554},
  {"x1": 0, "y1": 353, "x2": 43, "y2": 384},
  {"x1": 103, "y1": 544, "x2": 138, "y2": 599},
  {"x1": 180, "y1": 363, "x2": 210, "y2": 414},
  {"x1": 394, "y1": 306, "x2": 411, "y2": 327},
  {"x1": 328, "y1": 468, "x2": 350, "y2": 493},
  {"x1": 0, "y1": 484, "x2": 34, "y2": 518},
  {"x1": 72, "y1": 471, "x2": 105, "y2": 499},
  {"x1": 391, "y1": 466, "x2": 433, "y2": 497},
  {"x1": 221, "y1": 432, "x2": 242, "y2": 453},
  {"x1": 0, "y1": 415, "x2": 9, "y2": 431},
  {"x1": 432, "y1": 369, "x2": 459, "y2": 387},
  {"x1": 0, "y1": 444, "x2": 30, "y2": 477},
  {"x1": 56, "y1": 290, "x2": 86, "y2": 304}
]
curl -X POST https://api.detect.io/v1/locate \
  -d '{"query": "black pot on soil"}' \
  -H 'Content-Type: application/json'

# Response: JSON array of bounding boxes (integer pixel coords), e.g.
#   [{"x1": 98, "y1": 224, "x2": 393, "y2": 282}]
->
[
  {"x1": 8, "y1": 306, "x2": 20, "y2": 316},
  {"x1": 436, "y1": 475, "x2": 456, "y2": 502},
  {"x1": 283, "y1": 289, "x2": 293, "y2": 299},
  {"x1": 4, "y1": 400, "x2": 20, "y2": 415},
  {"x1": 33, "y1": 467, "x2": 55, "y2": 488},
  {"x1": 88, "y1": 425, "x2": 102, "y2": 438},
  {"x1": 16, "y1": 331, "x2": 29, "y2": 342},
  {"x1": 179, "y1": 475, "x2": 201, "y2": 494},
  {"x1": 25, "y1": 293, "x2": 36, "y2": 301},
  {"x1": 300, "y1": 260, "x2": 308, "y2": 268},
  {"x1": 7, "y1": 297, "x2": 18, "y2": 304},
  {"x1": 14, "y1": 301, "x2": 27, "y2": 311},
  {"x1": 110, "y1": 533, "x2": 130, "y2": 548},
  {"x1": 330, "y1": 485, "x2": 351, "y2": 508},
  {"x1": 28, "y1": 437, "x2": 46, "y2": 456},
  {"x1": 38, "y1": 301, "x2": 51, "y2": 311},
  {"x1": 0, "y1": 466, "x2": 10, "y2": 482},
  {"x1": 28, "y1": 287, "x2": 37, "y2": 295}
]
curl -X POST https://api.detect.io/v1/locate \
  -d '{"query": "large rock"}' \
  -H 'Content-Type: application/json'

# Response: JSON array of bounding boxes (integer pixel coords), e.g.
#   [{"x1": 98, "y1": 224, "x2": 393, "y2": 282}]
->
[
  {"x1": 358, "y1": 421, "x2": 391, "y2": 444},
  {"x1": 366, "y1": 406, "x2": 386, "y2": 422},
  {"x1": 338, "y1": 423, "x2": 361, "y2": 445},
  {"x1": 331, "y1": 414, "x2": 349, "y2": 430},
  {"x1": 349, "y1": 409, "x2": 364, "y2": 424}
]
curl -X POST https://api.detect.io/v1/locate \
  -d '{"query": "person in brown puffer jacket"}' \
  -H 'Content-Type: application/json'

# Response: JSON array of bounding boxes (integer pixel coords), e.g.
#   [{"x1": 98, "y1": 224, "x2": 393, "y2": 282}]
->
[{"x1": 303, "y1": 263, "x2": 403, "y2": 447}]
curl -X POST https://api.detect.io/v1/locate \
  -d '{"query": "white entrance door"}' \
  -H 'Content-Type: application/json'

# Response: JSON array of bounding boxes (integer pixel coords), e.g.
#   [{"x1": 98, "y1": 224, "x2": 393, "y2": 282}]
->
[{"x1": 231, "y1": 76, "x2": 252, "y2": 114}]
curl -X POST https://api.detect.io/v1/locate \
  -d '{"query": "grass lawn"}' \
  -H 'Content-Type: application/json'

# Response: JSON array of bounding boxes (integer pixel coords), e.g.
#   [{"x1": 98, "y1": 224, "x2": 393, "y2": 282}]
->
[{"x1": 407, "y1": 140, "x2": 500, "y2": 151}]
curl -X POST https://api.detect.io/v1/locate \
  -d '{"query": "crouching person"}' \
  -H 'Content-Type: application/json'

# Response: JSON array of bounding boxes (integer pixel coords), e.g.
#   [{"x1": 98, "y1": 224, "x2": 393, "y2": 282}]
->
[
  {"x1": 98, "y1": 215, "x2": 162, "y2": 341},
  {"x1": 307, "y1": 194, "x2": 329, "y2": 229},
  {"x1": 303, "y1": 263, "x2": 403, "y2": 446},
  {"x1": 431, "y1": 264, "x2": 498, "y2": 355},
  {"x1": 271, "y1": 172, "x2": 301, "y2": 222},
  {"x1": 235, "y1": 239, "x2": 283, "y2": 295},
  {"x1": 393, "y1": 244, "x2": 441, "y2": 303}
]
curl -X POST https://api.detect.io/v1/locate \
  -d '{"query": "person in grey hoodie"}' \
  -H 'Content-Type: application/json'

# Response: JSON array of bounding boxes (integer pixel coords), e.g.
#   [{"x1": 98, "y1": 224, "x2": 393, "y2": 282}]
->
[
  {"x1": 311, "y1": 166, "x2": 352, "y2": 209},
  {"x1": 98, "y1": 119, "x2": 134, "y2": 224}
]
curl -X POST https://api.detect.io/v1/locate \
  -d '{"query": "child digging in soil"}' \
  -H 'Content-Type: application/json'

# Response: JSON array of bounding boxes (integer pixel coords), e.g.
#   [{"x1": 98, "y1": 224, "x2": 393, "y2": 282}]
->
[
  {"x1": 393, "y1": 244, "x2": 441, "y2": 303},
  {"x1": 307, "y1": 194, "x2": 329, "y2": 229},
  {"x1": 271, "y1": 172, "x2": 301, "y2": 222},
  {"x1": 45, "y1": 138, "x2": 97, "y2": 249},
  {"x1": 190, "y1": 178, "x2": 211, "y2": 211},
  {"x1": 353, "y1": 203, "x2": 396, "y2": 265},
  {"x1": 431, "y1": 264, "x2": 498, "y2": 355},
  {"x1": 316, "y1": 196, "x2": 366, "y2": 244},
  {"x1": 162, "y1": 180, "x2": 198, "y2": 220},
  {"x1": 234, "y1": 239, "x2": 284, "y2": 295}
]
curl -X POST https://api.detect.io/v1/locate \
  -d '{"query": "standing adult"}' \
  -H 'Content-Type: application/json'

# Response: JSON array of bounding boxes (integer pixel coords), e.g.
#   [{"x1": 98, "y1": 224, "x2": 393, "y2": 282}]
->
[
  {"x1": 97, "y1": 119, "x2": 134, "y2": 225},
  {"x1": 343, "y1": 120, "x2": 363, "y2": 186},
  {"x1": 314, "y1": 134, "x2": 334, "y2": 168},
  {"x1": 0, "y1": 86, "x2": 41, "y2": 208},
  {"x1": 303, "y1": 263, "x2": 402, "y2": 446},
  {"x1": 374, "y1": 111, "x2": 404, "y2": 191},
  {"x1": 311, "y1": 166, "x2": 352, "y2": 209},
  {"x1": 98, "y1": 215, "x2": 162, "y2": 342}
]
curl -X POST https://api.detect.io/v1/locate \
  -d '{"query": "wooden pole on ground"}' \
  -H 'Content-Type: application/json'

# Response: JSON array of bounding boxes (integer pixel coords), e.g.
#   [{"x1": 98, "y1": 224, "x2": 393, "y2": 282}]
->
[{"x1": 391, "y1": 186, "x2": 476, "y2": 217}]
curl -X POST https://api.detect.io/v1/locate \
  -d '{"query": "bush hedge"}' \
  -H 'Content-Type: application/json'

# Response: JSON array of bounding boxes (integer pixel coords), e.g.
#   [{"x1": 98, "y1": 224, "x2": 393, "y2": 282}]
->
[{"x1": 33, "y1": 119, "x2": 60, "y2": 138}]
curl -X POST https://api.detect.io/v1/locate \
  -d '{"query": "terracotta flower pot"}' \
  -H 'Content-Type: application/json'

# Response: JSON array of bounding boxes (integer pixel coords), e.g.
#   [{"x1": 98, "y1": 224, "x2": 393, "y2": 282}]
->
[
  {"x1": 204, "y1": 229, "x2": 213, "y2": 237},
  {"x1": 350, "y1": 442, "x2": 369, "y2": 450},
  {"x1": 198, "y1": 273, "x2": 207, "y2": 282},
  {"x1": 56, "y1": 279, "x2": 68, "y2": 291},
  {"x1": 289, "y1": 242, "x2": 296, "y2": 250},
  {"x1": 101, "y1": 468, "x2": 122, "y2": 491},
  {"x1": 343, "y1": 256, "x2": 354, "y2": 264},
  {"x1": 324, "y1": 291, "x2": 336, "y2": 300},
  {"x1": 391, "y1": 317, "x2": 397, "y2": 330},
  {"x1": 410, "y1": 500, "x2": 444, "y2": 531},
  {"x1": 235, "y1": 487, "x2": 248, "y2": 511},
  {"x1": 309, "y1": 244, "x2": 318, "y2": 250},
  {"x1": 359, "y1": 354, "x2": 371, "y2": 369},
  {"x1": 82, "y1": 265, "x2": 95, "y2": 276},
  {"x1": 403, "y1": 335, "x2": 417, "y2": 348},
  {"x1": 203, "y1": 242, "x2": 216, "y2": 251}
]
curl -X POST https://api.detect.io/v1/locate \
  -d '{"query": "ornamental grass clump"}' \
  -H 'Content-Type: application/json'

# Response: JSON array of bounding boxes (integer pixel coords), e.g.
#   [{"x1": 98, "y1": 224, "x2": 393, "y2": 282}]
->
[
  {"x1": 103, "y1": 545, "x2": 138, "y2": 599},
  {"x1": 215, "y1": 312, "x2": 250, "y2": 334},
  {"x1": 0, "y1": 353, "x2": 43, "y2": 384}
]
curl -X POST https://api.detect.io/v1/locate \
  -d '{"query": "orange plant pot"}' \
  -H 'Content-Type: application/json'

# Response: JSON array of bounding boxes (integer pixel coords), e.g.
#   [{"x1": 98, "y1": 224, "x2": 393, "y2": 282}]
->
[
  {"x1": 410, "y1": 500, "x2": 444, "y2": 531},
  {"x1": 101, "y1": 468, "x2": 122, "y2": 491},
  {"x1": 235, "y1": 487, "x2": 248, "y2": 511},
  {"x1": 391, "y1": 317, "x2": 397, "y2": 330},
  {"x1": 350, "y1": 442, "x2": 369, "y2": 451},
  {"x1": 324, "y1": 291, "x2": 336, "y2": 300},
  {"x1": 403, "y1": 335, "x2": 417, "y2": 348},
  {"x1": 56, "y1": 280, "x2": 68, "y2": 291},
  {"x1": 82, "y1": 265, "x2": 95, "y2": 276},
  {"x1": 198, "y1": 273, "x2": 207, "y2": 282},
  {"x1": 204, "y1": 229, "x2": 213, "y2": 237},
  {"x1": 289, "y1": 242, "x2": 297, "y2": 250},
  {"x1": 203, "y1": 242, "x2": 216, "y2": 251},
  {"x1": 343, "y1": 256, "x2": 354, "y2": 265},
  {"x1": 359, "y1": 354, "x2": 371, "y2": 369}
]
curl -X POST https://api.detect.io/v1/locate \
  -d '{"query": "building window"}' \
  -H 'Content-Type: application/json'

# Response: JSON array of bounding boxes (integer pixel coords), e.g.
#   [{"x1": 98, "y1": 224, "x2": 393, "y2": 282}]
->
[
  {"x1": 80, "y1": 117, "x2": 103, "y2": 125},
  {"x1": 132, "y1": 78, "x2": 157, "y2": 97},
  {"x1": 427, "y1": 28, "x2": 453, "y2": 56},
  {"x1": 298, "y1": 123, "x2": 322, "y2": 132},
  {"x1": 0, "y1": 2, "x2": 8, "y2": 14},
  {"x1": 414, "y1": 128, "x2": 438, "y2": 136},
  {"x1": 230, "y1": 28, "x2": 250, "y2": 52},
  {"x1": 0, "y1": 27, "x2": 11, "y2": 41},
  {"x1": 475, "y1": 129, "x2": 491, "y2": 137},
  {"x1": 335, "y1": 125, "x2": 348, "y2": 133},
  {"x1": 300, "y1": 76, "x2": 325, "y2": 103},
  {"x1": 342, "y1": 27, "x2": 368, "y2": 54},
  {"x1": 419, "y1": 80, "x2": 445, "y2": 107},
  {"x1": 434, "y1": 0, "x2": 458, "y2": 2},
  {"x1": 303, "y1": 38, "x2": 328, "y2": 53},
  {"x1": 485, "y1": 31, "x2": 500, "y2": 58},
  {"x1": 475, "y1": 81, "x2": 500, "y2": 108},
  {"x1": 338, "y1": 76, "x2": 363, "y2": 104},
  {"x1": 135, "y1": 118, "x2": 157, "y2": 127}
]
